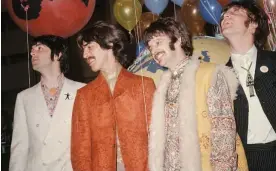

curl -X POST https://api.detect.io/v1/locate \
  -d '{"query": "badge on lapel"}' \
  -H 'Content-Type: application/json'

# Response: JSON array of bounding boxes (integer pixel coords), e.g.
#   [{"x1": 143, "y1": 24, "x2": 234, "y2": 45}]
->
[
  {"x1": 260, "y1": 65, "x2": 269, "y2": 73},
  {"x1": 65, "y1": 93, "x2": 71, "y2": 100}
]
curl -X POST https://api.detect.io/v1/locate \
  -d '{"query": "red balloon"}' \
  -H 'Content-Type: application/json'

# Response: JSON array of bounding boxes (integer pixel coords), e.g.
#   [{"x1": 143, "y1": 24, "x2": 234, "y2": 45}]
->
[
  {"x1": 217, "y1": 0, "x2": 231, "y2": 7},
  {"x1": 6, "y1": 0, "x2": 95, "y2": 38}
]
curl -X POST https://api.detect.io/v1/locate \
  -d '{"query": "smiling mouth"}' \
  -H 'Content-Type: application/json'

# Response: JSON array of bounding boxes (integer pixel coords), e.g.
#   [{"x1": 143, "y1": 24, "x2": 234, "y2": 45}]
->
[
  {"x1": 86, "y1": 56, "x2": 96, "y2": 65},
  {"x1": 154, "y1": 51, "x2": 165, "y2": 61}
]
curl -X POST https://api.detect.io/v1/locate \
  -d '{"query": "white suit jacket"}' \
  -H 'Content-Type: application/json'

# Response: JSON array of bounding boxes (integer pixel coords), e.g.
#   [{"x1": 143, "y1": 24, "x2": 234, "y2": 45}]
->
[{"x1": 9, "y1": 78, "x2": 85, "y2": 171}]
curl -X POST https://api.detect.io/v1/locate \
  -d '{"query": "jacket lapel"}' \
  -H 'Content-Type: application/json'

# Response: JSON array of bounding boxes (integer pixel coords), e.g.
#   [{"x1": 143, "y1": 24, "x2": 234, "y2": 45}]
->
[
  {"x1": 35, "y1": 83, "x2": 52, "y2": 141},
  {"x1": 226, "y1": 58, "x2": 249, "y2": 143},
  {"x1": 254, "y1": 50, "x2": 274, "y2": 81},
  {"x1": 149, "y1": 70, "x2": 171, "y2": 171},
  {"x1": 178, "y1": 59, "x2": 201, "y2": 171},
  {"x1": 113, "y1": 68, "x2": 132, "y2": 99}
]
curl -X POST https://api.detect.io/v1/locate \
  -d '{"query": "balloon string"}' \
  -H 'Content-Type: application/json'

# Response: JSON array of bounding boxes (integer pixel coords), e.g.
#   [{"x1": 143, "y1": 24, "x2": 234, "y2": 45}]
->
[
  {"x1": 263, "y1": 0, "x2": 276, "y2": 51},
  {"x1": 200, "y1": 0, "x2": 219, "y2": 25},
  {"x1": 21, "y1": 2, "x2": 31, "y2": 87},
  {"x1": 133, "y1": 0, "x2": 148, "y2": 136},
  {"x1": 173, "y1": 2, "x2": 177, "y2": 20}
]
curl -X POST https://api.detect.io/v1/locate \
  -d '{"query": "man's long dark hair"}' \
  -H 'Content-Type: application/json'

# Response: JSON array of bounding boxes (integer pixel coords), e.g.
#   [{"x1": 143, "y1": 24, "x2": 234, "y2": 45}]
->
[
  {"x1": 143, "y1": 17, "x2": 194, "y2": 57},
  {"x1": 32, "y1": 35, "x2": 69, "y2": 73},
  {"x1": 77, "y1": 21, "x2": 134, "y2": 69},
  {"x1": 220, "y1": 2, "x2": 269, "y2": 49}
]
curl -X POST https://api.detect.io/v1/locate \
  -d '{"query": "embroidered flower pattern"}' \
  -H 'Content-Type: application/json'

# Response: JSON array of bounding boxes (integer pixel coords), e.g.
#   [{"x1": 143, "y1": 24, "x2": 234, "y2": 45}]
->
[
  {"x1": 41, "y1": 74, "x2": 64, "y2": 117},
  {"x1": 200, "y1": 134, "x2": 210, "y2": 150},
  {"x1": 207, "y1": 71, "x2": 237, "y2": 171}
]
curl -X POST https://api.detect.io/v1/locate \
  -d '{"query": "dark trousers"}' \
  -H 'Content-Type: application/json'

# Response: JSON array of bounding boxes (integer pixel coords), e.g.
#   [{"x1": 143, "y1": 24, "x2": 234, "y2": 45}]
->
[{"x1": 245, "y1": 140, "x2": 276, "y2": 171}]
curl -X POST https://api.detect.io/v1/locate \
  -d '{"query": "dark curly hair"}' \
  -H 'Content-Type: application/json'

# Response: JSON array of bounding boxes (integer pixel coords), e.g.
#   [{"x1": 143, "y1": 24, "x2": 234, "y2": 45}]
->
[
  {"x1": 77, "y1": 21, "x2": 133, "y2": 69},
  {"x1": 220, "y1": 2, "x2": 269, "y2": 49},
  {"x1": 143, "y1": 17, "x2": 194, "y2": 57},
  {"x1": 32, "y1": 35, "x2": 69, "y2": 73}
]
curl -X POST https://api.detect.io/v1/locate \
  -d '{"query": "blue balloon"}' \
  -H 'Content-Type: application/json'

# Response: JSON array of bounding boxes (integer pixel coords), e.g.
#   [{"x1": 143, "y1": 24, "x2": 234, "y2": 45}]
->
[
  {"x1": 136, "y1": 41, "x2": 146, "y2": 57},
  {"x1": 145, "y1": 0, "x2": 169, "y2": 15},
  {"x1": 171, "y1": 0, "x2": 184, "y2": 6},
  {"x1": 199, "y1": 0, "x2": 222, "y2": 25}
]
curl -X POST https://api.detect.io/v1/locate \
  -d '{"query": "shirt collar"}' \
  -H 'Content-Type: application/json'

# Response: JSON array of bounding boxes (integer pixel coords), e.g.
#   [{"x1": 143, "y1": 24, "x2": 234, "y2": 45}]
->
[
  {"x1": 41, "y1": 73, "x2": 65, "y2": 89},
  {"x1": 171, "y1": 58, "x2": 190, "y2": 77},
  {"x1": 231, "y1": 45, "x2": 257, "y2": 65}
]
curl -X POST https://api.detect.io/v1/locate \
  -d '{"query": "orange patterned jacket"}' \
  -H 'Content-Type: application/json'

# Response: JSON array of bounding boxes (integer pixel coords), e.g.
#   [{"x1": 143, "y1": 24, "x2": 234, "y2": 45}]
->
[{"x1": 71, "y1": 68, "x2": 155, "y2": 171}]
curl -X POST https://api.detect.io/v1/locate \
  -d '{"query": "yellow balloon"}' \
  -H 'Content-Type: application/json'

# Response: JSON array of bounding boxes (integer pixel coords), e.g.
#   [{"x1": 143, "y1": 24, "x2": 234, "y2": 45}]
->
[{"x1": 114, "y1": 0, "x2": 142, "y2": 32}]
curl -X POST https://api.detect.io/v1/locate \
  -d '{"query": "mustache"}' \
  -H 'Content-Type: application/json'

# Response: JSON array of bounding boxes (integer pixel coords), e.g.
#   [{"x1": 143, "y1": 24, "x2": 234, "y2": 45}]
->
[
  {"x1": 153, "y1": 51, "x2": 164, "y2": 59},
  {"x1": 86, "y1": 56, "x2": 95, "y2": 63}
]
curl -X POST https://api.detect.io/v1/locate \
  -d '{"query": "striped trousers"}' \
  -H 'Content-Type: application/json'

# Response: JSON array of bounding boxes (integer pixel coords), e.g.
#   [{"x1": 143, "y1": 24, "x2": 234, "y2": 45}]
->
[{"x1": 245, "y1": 140, "x2": 276, "y2": 171}]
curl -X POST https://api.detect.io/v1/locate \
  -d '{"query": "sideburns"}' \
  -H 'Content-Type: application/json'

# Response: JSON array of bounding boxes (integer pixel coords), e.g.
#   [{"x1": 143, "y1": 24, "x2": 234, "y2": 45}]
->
[{"x1": 169, "y1": 42, "x2": 175, "y2": 50}]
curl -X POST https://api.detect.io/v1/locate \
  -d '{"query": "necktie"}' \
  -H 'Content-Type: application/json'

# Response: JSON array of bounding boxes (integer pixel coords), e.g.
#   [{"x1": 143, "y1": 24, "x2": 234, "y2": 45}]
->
[{"x1": 241, "y1": 61, "x2": 255, "y2": 97}]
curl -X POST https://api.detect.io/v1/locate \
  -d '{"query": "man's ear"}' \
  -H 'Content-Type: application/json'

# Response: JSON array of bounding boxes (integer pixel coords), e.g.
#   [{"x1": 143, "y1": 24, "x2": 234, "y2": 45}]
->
[
  {"x1": 54, "y1": 52, "x2": 62, "y2": 61},
  {"x1": 249, "y1": 22, "x2": 258, "y2": 34}
]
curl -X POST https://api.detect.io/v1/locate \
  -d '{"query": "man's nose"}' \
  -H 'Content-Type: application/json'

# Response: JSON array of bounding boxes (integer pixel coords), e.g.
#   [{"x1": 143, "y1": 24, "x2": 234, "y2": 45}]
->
[
  {"x1": 224, "y1": 12, "x2": 231, "y2": 18},
  {"x1": 83, "y1": 49, "x2": 89, "y2": 59},
  {"x1": 30, "y1": 50, "x2": 35, "y2": 57}
]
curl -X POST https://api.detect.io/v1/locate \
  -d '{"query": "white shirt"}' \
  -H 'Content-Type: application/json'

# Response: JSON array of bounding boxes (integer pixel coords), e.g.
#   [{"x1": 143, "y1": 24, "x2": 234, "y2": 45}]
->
[{"x1": 231, "y1": 45, "x2": 276, "y2": 144}]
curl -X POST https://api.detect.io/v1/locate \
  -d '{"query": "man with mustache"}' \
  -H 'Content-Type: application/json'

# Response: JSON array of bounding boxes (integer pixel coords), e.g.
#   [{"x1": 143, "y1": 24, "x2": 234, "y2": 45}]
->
[
  {"x1": 221, "y1": 2, "x2": 276, "y2": 170},
  {"x1": 144, "y1": 17, "x2": 248, "y2": 171},
  {"x1": 9, "y1": 35, "x2": 85, "y2": 171},
  {"x1": 71, "y1": 21, "x2": 155, "y2": 171}
]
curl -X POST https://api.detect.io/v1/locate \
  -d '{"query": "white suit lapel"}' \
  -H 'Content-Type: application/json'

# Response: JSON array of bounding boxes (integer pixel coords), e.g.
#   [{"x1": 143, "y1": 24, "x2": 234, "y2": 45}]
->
[
  {"x1": 34, "y1": 83, "x2": 52, "y2": 141},
  {"x1": 41, "y1": 78, "x2": 80, "y2": 163}
]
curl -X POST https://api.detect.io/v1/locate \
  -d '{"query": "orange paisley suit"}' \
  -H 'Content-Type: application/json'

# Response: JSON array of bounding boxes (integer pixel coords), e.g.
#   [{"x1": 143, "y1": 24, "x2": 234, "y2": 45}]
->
[{"x1": 71, "y1": 68, "x2": 155, "y2": 171}]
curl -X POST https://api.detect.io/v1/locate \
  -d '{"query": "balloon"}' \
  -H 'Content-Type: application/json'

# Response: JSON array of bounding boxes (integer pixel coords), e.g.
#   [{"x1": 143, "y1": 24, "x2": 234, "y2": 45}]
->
[
  {"x1": 134, "y1": 12, "x2": 159, "y2": 38},
  {"x1": 180, "y1": 0, "x2": 206, "y2": 36},
  {"x1": 217, "y1": 0, "x2": 231, "y2": 6},
  {"x1": 145, "y1": 0, "x2": 169, "y2": 15},
  {"x1": 6, "y1": 0, "x2": 95, "y2": 38},
  {"x1": 139, "y1": 0, "x2": 145, "y2": 5},
  {"x1": 128, "y1": 36, "x2": 231, "y2": 85},
  {"x1": 199, "y1": 0, "x2": 222, "y2": 25},
  {"x1": 114, "y1": 0, "x2": 142, "y2": 32},
  {"x1": 171, "y1": 0, "x2": 185, "y2": 6}
]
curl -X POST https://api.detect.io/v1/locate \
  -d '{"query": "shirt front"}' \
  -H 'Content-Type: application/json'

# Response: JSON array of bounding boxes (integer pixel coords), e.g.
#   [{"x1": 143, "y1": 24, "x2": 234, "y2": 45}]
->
[
  {"x1": 41, "y1": 74, "x2": 65, "y2": 117},
  {"x1": 164, "y1": 59, "x2": 189, "y2": 171}
]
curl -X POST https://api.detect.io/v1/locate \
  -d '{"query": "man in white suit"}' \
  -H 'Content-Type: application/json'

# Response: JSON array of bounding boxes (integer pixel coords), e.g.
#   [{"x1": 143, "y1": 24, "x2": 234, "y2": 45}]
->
[{"x1": 9, "y1": 35, "x2": 85, "y2": 171}]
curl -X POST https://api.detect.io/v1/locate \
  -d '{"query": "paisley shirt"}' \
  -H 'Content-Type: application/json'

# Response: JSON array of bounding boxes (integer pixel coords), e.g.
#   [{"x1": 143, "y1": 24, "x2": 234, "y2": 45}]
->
[
  {"x1": 41, "y1": 74, "x2": 64, "y2": 117},
  {"x1": 164, "y1": 59, "x2": 190, "y2": 171},
  {"x1": 207, "y1": 71, "x2": 237, "y2": 171},
  {"x1": 163, "y1": 60, "x2": 237, "y2": 171}
]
